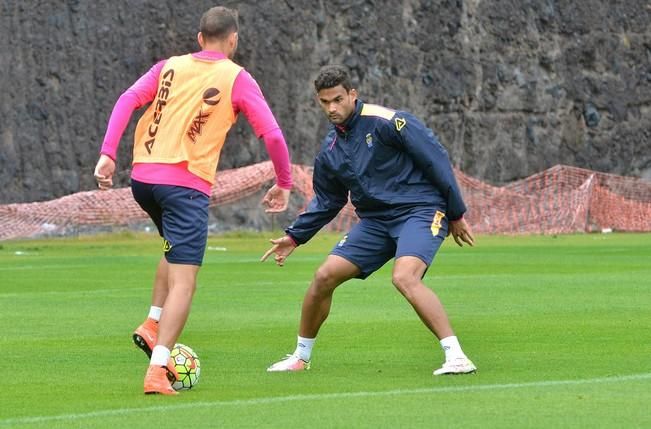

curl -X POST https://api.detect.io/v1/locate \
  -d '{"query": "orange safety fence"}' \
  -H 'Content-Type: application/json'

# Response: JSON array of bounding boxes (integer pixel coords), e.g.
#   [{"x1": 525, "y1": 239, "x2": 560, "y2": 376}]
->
[{"x1": 1, "y1": 162, "x2": 650, "y2": 241}]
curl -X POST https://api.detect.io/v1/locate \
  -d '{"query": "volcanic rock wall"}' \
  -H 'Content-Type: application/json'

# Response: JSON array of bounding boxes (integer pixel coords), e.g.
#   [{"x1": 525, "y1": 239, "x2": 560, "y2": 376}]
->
[{"x1": 1, "y1": 0, "x2": 650, "y2": 203}]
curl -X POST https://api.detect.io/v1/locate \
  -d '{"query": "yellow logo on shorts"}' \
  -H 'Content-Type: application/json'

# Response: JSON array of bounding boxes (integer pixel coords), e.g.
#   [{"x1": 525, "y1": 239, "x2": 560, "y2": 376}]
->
[
  {"x1": 430, "y1": 211, "x2": 445, "y2": 236},
  {"x1": 163, "y1": 239, "x2": 172, "y2": 252}
]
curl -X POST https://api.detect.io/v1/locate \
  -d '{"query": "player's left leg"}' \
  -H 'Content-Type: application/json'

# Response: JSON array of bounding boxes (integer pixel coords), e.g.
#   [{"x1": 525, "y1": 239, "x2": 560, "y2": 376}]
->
[
  {"x1": 137, "y1": 183, "x2": 209, "y2": 393},
  {"x1": 392, "y1": 208, "x2": 476, "y2": 375},
  {"x1": 131, "y1": 180, "x2": 170, "y2": 358},
  {"x1": 392, "y1": 256, "x2": 455, "y2": 339},
  {"x1": 133, "y1": 257, "x2": 169, "y2": 357}
]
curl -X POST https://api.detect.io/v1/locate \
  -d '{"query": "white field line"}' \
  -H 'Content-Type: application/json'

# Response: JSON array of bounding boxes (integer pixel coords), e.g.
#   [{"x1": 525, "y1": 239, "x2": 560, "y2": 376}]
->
[
  {"x1": 0, "y1": 287, "x2": 151, "y2": 298},
  {"x1": 0, "y1": 256, "x2": 324, "y2": 271},
  {"x1": 0, "y1": 264, "x2": 92, "y2": 271},
  {"x1": 2, "y1": 372, "x2": 650, "y2": 426},
  {"x1": 0, "y1": 280, "x2": 308, "y2": 298}
]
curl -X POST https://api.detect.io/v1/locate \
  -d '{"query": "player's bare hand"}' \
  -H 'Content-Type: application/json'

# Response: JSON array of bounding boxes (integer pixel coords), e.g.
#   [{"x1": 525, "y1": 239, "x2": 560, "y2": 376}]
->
[
  {"x1": 448, "y1": 217, "x2": 475, "y2": 247},
  {"x1": 94, "y1": 154, "x2": 115, "y2": 190},
  {"x1": 262, "y1": 184, "x2": 290, "y2": 213},
  {"x1": 260, "y1": 235, "x2": 297, "y2": 266}
]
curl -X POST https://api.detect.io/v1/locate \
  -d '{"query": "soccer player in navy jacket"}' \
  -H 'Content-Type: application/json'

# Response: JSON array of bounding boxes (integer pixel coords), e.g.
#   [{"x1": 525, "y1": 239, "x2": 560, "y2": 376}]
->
[{"x1": 262, "y1": 65, "x2": 476, "y2": 375}]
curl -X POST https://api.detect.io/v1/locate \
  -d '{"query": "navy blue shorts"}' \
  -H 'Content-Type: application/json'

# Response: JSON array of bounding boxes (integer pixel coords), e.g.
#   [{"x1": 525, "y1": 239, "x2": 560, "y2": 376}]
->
[
  {"x1": 131, "y1": 179, "x2": 209, "y2": 266},
  {"x1": 330, "y1": 206, "x2": 448, "y2": 279}
]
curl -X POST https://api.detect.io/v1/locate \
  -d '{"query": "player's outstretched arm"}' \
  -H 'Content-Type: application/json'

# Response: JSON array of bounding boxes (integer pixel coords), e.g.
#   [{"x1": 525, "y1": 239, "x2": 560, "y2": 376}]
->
[
  {"x1": 448, "y1": 217, "x2": 475, "y2": 247},
  {"x1": 262, "y1": 184, "x2": 290, "y2": 213},
  {"x1": 260, "y1": 235, "x2": 297, "y2": 266}
]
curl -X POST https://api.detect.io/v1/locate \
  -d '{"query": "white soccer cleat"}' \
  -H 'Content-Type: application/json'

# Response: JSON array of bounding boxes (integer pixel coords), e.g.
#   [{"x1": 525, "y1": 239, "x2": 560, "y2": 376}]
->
[
  {"x1": 433, "y1": 357, "x2": 477, "y2": 375},
  {"x1": 267, "y1": 354, "x2": 311, "y2": 372}
]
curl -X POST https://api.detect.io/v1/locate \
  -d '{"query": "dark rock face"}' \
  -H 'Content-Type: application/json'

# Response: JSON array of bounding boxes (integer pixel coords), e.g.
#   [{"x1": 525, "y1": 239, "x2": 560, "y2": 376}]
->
[{"x1": 1, "y1": 0, "x2": 650, "y2": 203}]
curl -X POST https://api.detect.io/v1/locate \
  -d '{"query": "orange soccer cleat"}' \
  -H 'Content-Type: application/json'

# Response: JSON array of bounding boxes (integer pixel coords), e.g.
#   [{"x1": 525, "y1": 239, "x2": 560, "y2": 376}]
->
[
  {"x1": 144, "y1": 365, "x2": 178, "y2": 395},
  {"x1": 133, "y1": 318, "x2": 158, "y2": 358},
  {"x1": 165, "y1": 356, "x2": 180, "y2": 383},
  {"x1": 133, "y1": 318, "x2": 179, "y2": 382}
]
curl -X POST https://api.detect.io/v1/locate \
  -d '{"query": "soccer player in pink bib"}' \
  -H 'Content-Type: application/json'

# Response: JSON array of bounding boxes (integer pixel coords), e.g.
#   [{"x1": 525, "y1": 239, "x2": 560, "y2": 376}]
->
[{"x1": 94, "y1": 6, "x2": 292, "y2": 395}]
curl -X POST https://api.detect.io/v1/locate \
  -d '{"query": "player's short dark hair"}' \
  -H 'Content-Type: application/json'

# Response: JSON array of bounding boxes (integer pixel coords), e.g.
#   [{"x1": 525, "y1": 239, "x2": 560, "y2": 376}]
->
[
  {"x1": 314, "y1": 65, "x2": 353, "y2": 92},
  {"x1": 200, "y1": 6, "x2": 239, "y2": 41}
]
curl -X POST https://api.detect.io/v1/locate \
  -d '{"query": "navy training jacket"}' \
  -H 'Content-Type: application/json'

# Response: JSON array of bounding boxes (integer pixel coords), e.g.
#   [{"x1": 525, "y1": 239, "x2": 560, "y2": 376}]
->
[{"x1": 286, "y1": 100, "x2": 467, "y2": 245}]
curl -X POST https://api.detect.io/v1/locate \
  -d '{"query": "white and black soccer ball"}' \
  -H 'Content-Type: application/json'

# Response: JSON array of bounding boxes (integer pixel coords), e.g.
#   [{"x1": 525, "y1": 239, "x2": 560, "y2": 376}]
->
[{"x1": 170, "y1": 343, "x2": 201, "y2": 391}]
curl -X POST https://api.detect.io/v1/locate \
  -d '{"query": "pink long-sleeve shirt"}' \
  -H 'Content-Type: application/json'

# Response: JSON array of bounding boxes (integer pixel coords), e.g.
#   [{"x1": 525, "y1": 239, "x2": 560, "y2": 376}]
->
[{"x1": 100, "y1": 51, "x2": 292, "y2": 195}]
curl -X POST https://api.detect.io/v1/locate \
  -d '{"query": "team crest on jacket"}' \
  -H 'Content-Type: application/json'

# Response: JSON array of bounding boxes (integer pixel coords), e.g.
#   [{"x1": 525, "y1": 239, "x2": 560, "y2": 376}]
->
[{"x1": 365, "y1": 133, "x2": 373, "y2": 148}]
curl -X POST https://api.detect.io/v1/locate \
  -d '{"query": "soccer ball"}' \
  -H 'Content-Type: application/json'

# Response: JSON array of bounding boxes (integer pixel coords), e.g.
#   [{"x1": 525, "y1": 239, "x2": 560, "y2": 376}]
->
[{"x1": 170, "y1": 343, "x2": 201, "y2": 391}]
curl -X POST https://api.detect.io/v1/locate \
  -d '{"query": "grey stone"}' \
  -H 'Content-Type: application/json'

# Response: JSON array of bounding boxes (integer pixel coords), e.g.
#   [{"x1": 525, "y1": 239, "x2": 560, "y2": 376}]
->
[{"x1": 1, "y1": 0, "x2": 650, "y2": 205}]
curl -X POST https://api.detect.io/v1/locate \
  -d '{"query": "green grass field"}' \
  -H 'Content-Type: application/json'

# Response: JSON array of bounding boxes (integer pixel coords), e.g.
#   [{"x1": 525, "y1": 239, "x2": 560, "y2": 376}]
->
[{"x1": 0, "y1": 232, "x2": 650, "y2": 428}]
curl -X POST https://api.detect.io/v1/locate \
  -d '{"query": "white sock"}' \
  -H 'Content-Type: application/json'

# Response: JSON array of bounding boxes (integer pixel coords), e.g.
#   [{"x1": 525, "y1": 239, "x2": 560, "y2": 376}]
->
[
  {"x1": 148, "y1": 306, "x2": 163, "y2": 322},
  {"x1": 440, "y1": 336, "x2": 466, "y2": 361},
  {"x1": 293, "y1": 336, "x2": 315, "y2": 362},
  {"x1": 150, "y1": 345, "x2": 170, "y2": 366}
]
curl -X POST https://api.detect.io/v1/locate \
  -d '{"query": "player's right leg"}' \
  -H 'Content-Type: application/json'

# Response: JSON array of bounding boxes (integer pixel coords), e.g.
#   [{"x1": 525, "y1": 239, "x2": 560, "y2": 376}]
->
[
  {"x1": 144, "y1": 365, "x2": 178, "y2": 395},
  {"x1": 268, "y1": 219, "x2": 395, "y2": 372},
  {"x1": 267, "y1": 255, "x2": 360, "y2": 372},
  {"x1": 299, "y1": 255, "x2": 361, "y2": 338},
  {"x1": 149, "y1": 262, "x2": 199, "y2": 385},
  {"x1": 156, "y1": 263, "x2": 200, "y2": 349}
]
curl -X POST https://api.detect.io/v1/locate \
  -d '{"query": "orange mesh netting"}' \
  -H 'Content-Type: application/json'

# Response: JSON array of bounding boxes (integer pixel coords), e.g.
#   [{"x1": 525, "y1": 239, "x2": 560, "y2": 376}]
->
[{"x1": 1, "y1": 162, "x2": 650, "y2": 240}]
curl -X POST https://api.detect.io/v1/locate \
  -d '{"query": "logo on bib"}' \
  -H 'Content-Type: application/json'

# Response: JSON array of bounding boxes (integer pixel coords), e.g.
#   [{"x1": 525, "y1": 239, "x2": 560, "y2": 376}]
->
[{"x1": 202, "y1": 87, "x2": 221, "y2": 105}]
